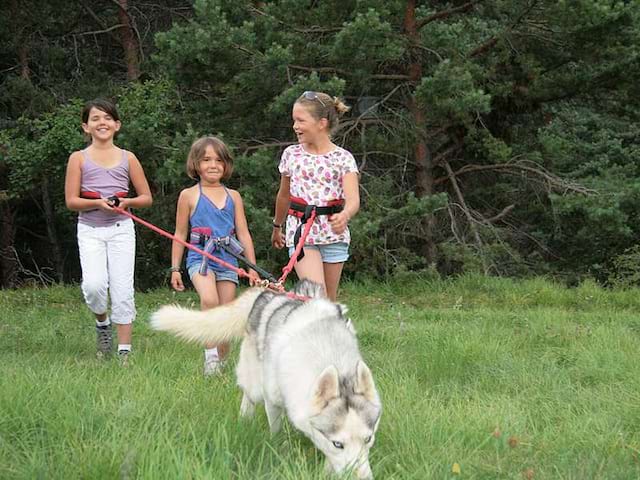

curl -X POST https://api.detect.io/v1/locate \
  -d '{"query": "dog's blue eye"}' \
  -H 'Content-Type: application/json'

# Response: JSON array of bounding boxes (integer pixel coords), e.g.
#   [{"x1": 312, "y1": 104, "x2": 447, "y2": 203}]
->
[
  {"x1": 365, "y1": 436, "x2": 372, "y2": 444},
  {"x1": 332, "y1": 441, "x2": 344, "y2": 449}
]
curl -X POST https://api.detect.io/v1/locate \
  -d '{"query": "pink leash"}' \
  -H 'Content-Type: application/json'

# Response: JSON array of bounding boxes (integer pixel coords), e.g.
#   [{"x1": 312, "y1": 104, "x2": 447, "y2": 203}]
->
[
  {"x1": 110, "y1": 204, "x2": 312, "y2": 300},
  {"x1": 277, "y1": 209, "x2": 316, "y2": 285},
  {"x1": 111, "y1": 206, "x2": 250, "y2": 278}
]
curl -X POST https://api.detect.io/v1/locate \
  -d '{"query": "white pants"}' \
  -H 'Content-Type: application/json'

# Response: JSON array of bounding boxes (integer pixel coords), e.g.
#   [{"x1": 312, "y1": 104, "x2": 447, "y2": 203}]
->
[{"x1": 77, "y1": 219, "x2": 136, "y2": 325}]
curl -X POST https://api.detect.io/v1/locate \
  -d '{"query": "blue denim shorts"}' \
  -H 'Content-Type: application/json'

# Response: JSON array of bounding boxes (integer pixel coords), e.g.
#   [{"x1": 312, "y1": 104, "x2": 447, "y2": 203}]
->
[
  {"x1": 187, "y1": 264, "x2": 239, "y2": 285},
  {"x1": 288, "y1": 242, "x2": 349, "y2": 264}
]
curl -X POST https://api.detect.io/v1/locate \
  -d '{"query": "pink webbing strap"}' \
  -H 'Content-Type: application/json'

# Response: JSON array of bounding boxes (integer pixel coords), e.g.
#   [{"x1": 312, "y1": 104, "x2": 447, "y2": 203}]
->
[
  {"x1": 108, "y1": 205, "x2": 311, "y2": 301},
  {"x1": 81, "y1": 191, "x2": 128, "y2": 199},
  {"x1": 111, "y1": 206, "x2": 250, "y2": 278},
  {"x1": 277, "y1": 209, "x2": 317, "y2": 285}
]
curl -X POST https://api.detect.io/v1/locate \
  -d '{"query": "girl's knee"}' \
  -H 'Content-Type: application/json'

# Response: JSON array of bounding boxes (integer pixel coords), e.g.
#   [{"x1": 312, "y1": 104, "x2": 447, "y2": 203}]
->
[
  {"x1": 81, "y1": 281, "x2": 108, "y2": 315},
  {"x1": 82, "y1": 278, "x2": 107, "y2": 299},
  {"x1": 200, "y1": 297, "x2": 219, "y2": 310}
]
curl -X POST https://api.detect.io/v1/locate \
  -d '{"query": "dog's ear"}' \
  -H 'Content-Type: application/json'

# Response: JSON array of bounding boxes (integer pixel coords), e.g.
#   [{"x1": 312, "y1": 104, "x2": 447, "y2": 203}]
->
[
  {"x1": 311, "y1": 365, "x2": 340, "y2": 412},
  {"x1": 337, "y1": 303, "x2": 349, "y2": 317},
  {"x1": 354, "y1": 361, "x2": 378, "y2": 404}
]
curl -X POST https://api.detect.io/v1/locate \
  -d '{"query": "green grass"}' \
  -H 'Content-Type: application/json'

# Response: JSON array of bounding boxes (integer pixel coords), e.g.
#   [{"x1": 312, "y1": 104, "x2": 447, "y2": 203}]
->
[{"x1": 2, "y1": 274, "x2": 640, "y2": 479}]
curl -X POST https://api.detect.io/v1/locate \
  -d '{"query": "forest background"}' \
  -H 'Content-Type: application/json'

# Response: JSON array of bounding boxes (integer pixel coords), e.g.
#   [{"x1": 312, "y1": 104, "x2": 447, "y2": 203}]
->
[{"x1": 1, "y1": 0, "x2": 639, "y2": 290}]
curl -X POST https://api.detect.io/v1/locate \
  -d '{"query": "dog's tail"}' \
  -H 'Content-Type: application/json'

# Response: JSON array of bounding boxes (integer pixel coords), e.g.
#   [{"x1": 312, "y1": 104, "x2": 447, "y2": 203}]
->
[{"x1": 150, "y1": 287, "x2": 264, "y2": 344}]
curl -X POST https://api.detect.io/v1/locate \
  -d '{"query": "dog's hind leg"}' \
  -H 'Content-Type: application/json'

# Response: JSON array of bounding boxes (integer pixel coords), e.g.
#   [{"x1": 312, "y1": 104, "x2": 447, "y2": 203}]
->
[
  {"x1": 236, "y1": 335, "x2": 263, "y2": 418},
  {"x1": 264, "y1": 399, "x2": 283, "y2": 434},
  {"x1": 240, "y1": 393, "x2": 255, "y2": 417}
]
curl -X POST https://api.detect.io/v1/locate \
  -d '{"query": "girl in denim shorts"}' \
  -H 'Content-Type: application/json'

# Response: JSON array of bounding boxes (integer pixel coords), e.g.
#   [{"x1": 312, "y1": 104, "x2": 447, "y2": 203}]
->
[
  {"x1": 170, "y1": 136, "x2": 260, "y2": 376},
  {"x1": 271, "y1": 91, "x2": 360, "y2": 301}
]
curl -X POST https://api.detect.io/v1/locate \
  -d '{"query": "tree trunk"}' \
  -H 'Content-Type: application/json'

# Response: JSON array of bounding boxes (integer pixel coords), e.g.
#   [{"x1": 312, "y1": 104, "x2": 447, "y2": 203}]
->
[
  {"x1": 403, "y1": 0, "x2": 437, "y2": 263},
  {"x1": 3, "y1": 0, "x2": 27, "y2": 287},
  {"x1": 9, "y1": 0, "x2": 31, "y2": 80},
  {"x1": 0, "y1": 197, "x2": 18, "y2": 288},
  {"x1": 41, "y1": 177, "x2": 64, "y2": 283},
  {"x1": 116, "y1": 0, "x2": 141, "y2": 81},
  {"x1": 18, "y1": 44, "x2": 31, "y2": 80}
]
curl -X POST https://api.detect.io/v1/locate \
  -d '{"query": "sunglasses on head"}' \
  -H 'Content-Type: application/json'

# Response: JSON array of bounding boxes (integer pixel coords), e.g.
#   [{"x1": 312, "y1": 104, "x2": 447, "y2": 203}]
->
[{"x1": 301, "y1": 91, "x2": 326, "y2": 107}]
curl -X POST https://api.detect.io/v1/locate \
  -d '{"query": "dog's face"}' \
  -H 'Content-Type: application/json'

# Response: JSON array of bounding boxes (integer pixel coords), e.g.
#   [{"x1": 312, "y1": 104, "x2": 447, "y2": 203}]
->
[
  {"x1": 293, "y1": 279, "x2": 325, "y2": 299},
  {"x1": 309, "y1": 362, "x2": 382, "y2": 479}
]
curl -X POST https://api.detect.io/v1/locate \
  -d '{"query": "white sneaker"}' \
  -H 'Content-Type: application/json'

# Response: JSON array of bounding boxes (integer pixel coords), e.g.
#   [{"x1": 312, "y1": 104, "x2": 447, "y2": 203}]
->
[{"x1": 203, "y1": 358, "x2": 225, "y2": 377}]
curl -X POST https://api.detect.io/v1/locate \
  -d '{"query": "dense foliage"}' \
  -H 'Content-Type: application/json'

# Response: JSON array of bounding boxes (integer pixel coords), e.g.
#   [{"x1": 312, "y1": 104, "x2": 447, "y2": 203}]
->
[{"x1": 1, "y1": 1, "x2": 639, "y2": 289}]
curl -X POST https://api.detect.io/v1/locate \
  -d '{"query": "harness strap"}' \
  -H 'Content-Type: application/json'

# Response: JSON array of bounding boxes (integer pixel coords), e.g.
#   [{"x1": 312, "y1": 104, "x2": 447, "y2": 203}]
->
[
  {"x1": 189, "y1": 229, "x2": 277, "y2": 282},
  {"x1": 80, "y1": 191, "x2": 129, "y2": 208},
  {"x1": 81, "y1": 191, "x2": 128, "y2": 200},
  {"x1": 287, "y1": 197, "x2": 344, "y2": 261},
  {"x1": 200, "y1": 237, "x2": 217, "y2": 275},
  {"x1": 287, "y1": 196, "x2": 344, "y2": 218},
  {"x1": 189, "y1": 227, "x2": 244, "y2": 276}
]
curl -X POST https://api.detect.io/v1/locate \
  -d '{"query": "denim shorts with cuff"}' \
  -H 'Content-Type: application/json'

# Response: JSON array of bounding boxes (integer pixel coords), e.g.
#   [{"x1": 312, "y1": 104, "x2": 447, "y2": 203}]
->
[
  {"x1": 187, "y1": 264, "x2": 239, "y2": 285},
  {"x1": 288, "y1": 242, "x2": 349, "y2": 264}
]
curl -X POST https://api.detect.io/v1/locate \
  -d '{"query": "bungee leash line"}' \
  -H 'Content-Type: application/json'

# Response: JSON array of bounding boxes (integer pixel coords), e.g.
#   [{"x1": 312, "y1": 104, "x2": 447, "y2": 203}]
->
[
  {"x1": 101, "y1": 195, "x2": 311, "y2": 299},
  {"x1": 277, "y1": 208, "x2": 316, "y2": 285},
  {"x1": 216, "y1": 241, "x2": 278, "y2": 284},
  {"x1": 112, "y1": 204, "x2": 252, "y2": 278}
]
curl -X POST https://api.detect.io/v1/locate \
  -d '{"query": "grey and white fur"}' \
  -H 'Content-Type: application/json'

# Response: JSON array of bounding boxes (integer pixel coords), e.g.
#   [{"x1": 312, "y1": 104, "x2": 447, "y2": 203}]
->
[{"x1": 150, "y1": 280, "x2": 382, "y2": 479}]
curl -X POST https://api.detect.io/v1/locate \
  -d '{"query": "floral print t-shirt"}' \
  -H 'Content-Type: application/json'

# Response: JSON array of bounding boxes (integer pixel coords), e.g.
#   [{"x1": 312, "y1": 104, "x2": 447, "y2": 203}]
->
[{"x1": 279, "y1": 144, "x2": 359, "y2": 247}]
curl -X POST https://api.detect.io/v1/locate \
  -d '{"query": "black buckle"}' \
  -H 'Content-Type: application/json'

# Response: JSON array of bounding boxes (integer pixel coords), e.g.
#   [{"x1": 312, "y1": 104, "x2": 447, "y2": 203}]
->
[{"x1": 303, "y1": 204, "x2": 315, "y2": 222}]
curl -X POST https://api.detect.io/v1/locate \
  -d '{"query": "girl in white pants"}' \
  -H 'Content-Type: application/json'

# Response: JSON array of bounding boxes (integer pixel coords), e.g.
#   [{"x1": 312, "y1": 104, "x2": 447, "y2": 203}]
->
[
  {"x1": 64, "y1": 98, "x2": 152, "y2": 362},
  {"x1": 77, "y1": 219, "x2": 136, "y2": 326}
]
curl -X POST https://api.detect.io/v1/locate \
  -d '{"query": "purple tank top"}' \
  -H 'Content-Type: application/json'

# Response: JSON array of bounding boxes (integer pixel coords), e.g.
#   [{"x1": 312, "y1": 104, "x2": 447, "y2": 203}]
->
[{"x1": 78, "y1": 148, "x2": 130, "y2": 227}]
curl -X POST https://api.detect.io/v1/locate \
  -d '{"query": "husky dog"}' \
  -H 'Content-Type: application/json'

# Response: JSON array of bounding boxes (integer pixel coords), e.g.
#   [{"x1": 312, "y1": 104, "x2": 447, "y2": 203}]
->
[{"x1": 151, "y1": 280, "x2": 381, "y2": 479}]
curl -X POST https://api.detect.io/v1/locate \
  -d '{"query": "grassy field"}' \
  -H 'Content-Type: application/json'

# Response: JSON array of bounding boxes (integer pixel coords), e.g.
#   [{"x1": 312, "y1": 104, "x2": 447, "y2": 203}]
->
[{"x1": 1, "y1": 274, "x2": 640, "y2": 479}]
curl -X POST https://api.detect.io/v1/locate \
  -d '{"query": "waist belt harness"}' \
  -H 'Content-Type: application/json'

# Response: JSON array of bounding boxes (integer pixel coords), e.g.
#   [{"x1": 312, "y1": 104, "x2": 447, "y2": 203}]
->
[
  {"x1": 81, "y1": 191, "x2": 128, "y2": 207},
  {"x1": 190, "y1": 226, "x2": 243, "y2": 275},
  {"x1": 287, "y1": 196, "x2": 344, "y2": 261}
]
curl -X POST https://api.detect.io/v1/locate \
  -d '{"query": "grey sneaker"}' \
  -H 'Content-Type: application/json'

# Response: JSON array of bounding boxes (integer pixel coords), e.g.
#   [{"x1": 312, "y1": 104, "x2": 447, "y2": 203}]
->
[
  {"x1": 203, "y1": 357, "x2": 224, "y2": 377},
  {"x1": 118, "y1": 350, "x2": 131, "y2": 367},
  {"x1": 96, "y1": 325, "x2": 113, "y2": 359}
]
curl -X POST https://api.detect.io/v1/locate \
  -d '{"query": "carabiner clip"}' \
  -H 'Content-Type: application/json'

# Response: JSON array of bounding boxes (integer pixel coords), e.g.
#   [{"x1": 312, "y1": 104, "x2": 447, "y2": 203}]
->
[{"x1": 107, "y1": 195, "x2": 121, "y2": 207}]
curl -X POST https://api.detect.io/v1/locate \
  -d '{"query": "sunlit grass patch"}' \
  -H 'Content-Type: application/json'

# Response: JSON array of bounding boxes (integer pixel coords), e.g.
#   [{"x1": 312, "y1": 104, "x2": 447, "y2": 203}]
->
[{"x1": 1, "y1": 275, "x2": 640, "y2": 479}]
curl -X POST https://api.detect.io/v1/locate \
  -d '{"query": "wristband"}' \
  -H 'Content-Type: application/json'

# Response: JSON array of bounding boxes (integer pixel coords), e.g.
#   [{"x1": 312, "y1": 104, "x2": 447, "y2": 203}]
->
[
  {"x1": 272, "y1": 220, "x2": 283, "y2": 229},
  {"x1": 168, "y1": 266, "x2": 182, "y2": 273}
]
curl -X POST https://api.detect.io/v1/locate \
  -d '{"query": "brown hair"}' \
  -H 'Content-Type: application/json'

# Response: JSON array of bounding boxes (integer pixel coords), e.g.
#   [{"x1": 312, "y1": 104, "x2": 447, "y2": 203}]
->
[
  {"x1": 82, "y1": 98, "x2": 120, "y2": 123},
  {"x1": 295, "y1": 91, "x2": 350, "y2": 134},
  {"x1": 186, "y1": 136, "x2": 234, "y2": 181}
]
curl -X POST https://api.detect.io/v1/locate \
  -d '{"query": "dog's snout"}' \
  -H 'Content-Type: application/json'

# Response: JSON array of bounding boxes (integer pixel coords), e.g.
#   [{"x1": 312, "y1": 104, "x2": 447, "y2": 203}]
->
[{"x1": 356, "y1": 460, "x2": 373, "y2": 479}]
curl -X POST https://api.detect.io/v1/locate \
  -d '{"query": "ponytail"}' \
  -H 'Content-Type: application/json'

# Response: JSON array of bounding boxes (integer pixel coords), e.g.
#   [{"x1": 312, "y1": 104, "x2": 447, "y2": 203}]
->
[
  {"x1": 295, "y1": 91, "x2": 350, "y2": 134},
  {"x1": 333, "y1": 97, "x2": 351, "y2": 116}
]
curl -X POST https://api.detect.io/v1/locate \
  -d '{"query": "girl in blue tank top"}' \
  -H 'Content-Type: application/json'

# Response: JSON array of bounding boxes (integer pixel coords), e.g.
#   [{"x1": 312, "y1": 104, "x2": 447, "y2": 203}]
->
[
  {"x1": 170, "y1": 136, "x2": 260, "y2": 376},
  {"x1": 185, "y1": 183, "x2": 238, "y2": 275}
]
